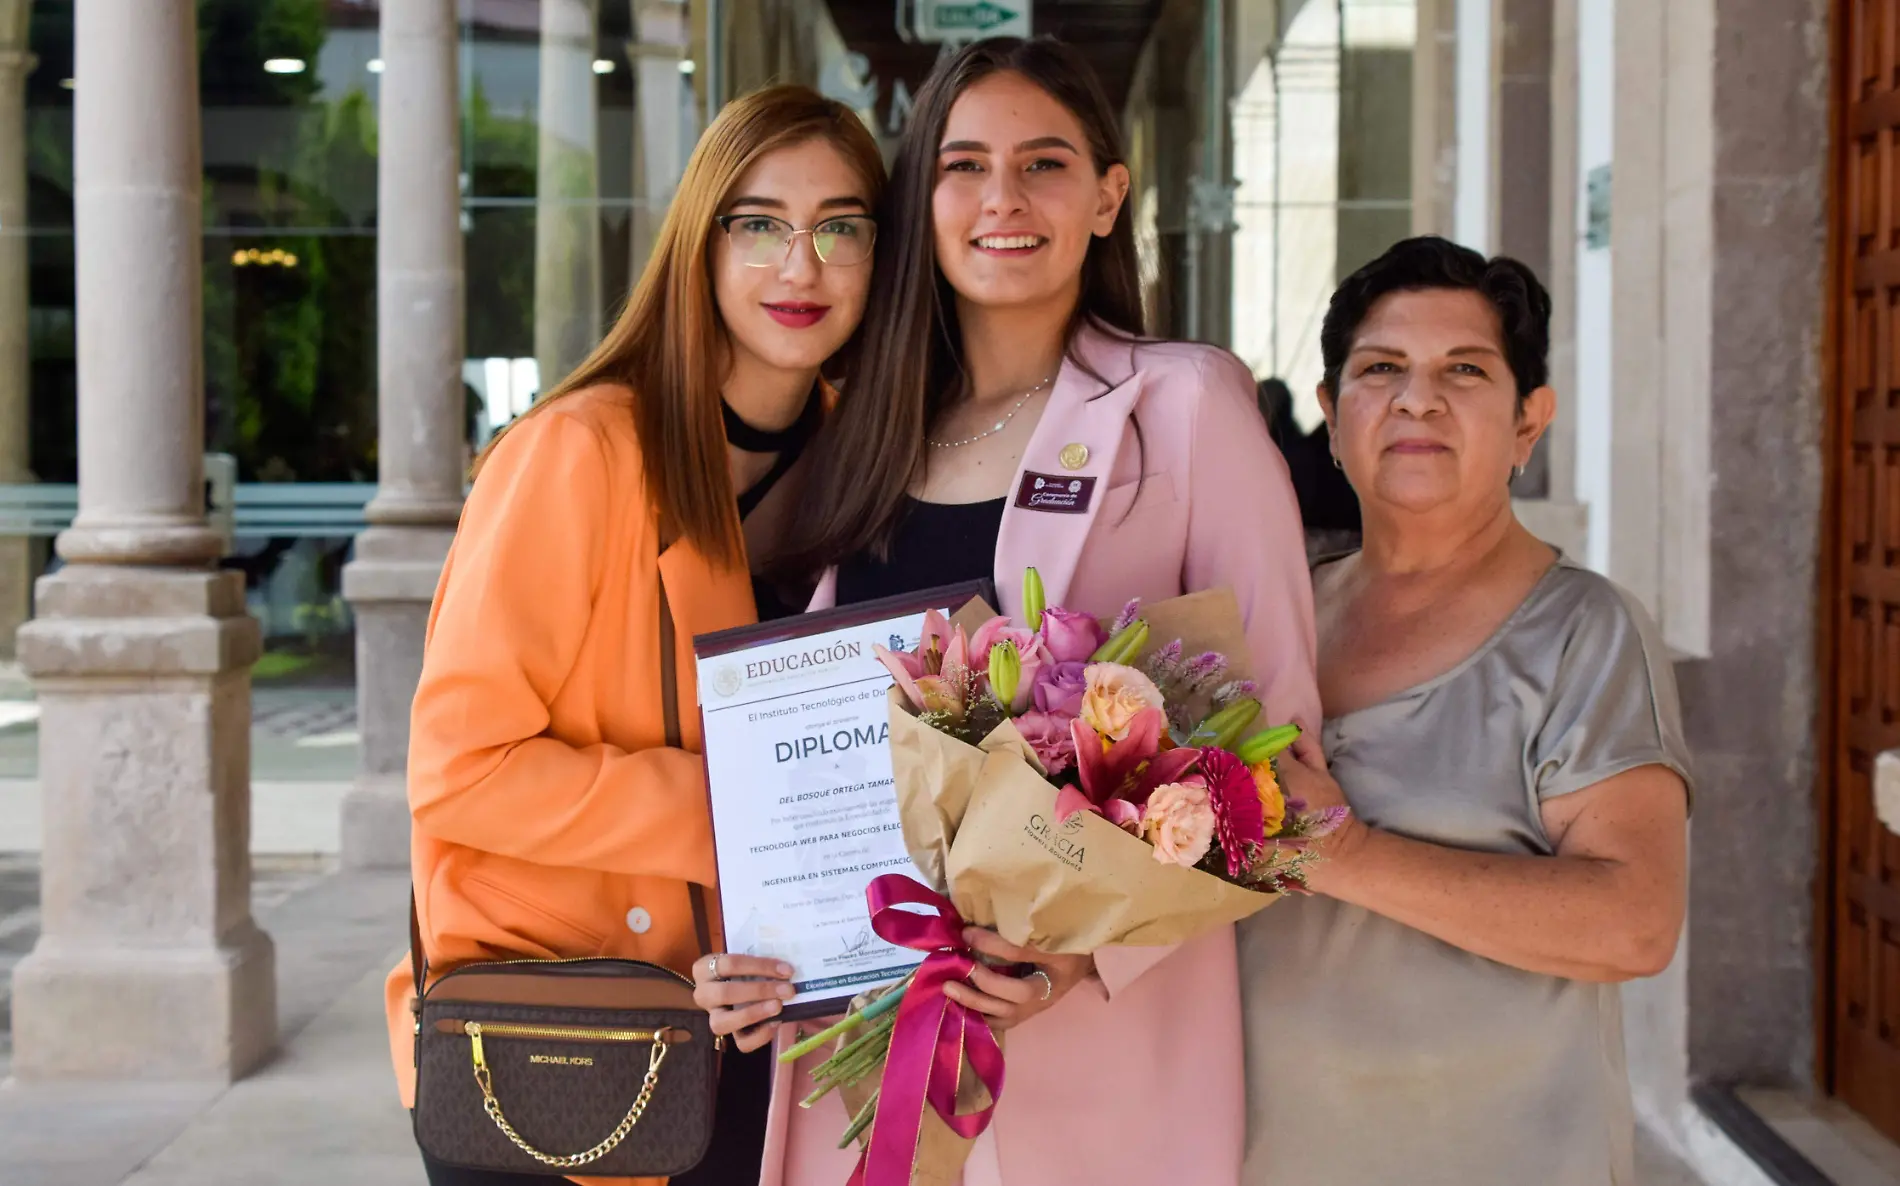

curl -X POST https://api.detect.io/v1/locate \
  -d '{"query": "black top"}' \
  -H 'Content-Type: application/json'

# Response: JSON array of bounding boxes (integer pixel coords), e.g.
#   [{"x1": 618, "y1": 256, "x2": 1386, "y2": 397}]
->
[
  {"x1": 835, "y1": 496, "x2": 1006, "y2": 607},
  {"x1": 732, "y1": 388, "x2": 821, "y2": 520},
  {"x1": 732, "y1": 389, "x2": 822, "y2": 622}
]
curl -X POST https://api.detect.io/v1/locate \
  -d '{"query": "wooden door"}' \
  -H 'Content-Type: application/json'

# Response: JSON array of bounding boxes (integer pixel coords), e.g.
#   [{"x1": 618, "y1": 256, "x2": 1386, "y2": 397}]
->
[{"x1": 1829, "y1": 0, "x2": 1900, "y2": 1142}]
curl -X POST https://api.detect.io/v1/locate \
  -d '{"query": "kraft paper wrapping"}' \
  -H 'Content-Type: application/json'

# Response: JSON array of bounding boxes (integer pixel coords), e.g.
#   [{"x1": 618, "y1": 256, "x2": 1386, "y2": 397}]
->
[
  {"x1": 890, "y1": 585, "x2": 1278, "y2": 948},
  {"x1": 858, "y1": 587, "x2": 1279, "y2": 1181}
]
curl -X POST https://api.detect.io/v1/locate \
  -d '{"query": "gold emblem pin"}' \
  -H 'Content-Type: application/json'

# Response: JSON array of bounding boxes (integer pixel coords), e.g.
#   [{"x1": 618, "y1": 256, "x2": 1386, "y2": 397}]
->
[{"x1": 1059, "y1": 443, "x2": 1089, "y2": 471}]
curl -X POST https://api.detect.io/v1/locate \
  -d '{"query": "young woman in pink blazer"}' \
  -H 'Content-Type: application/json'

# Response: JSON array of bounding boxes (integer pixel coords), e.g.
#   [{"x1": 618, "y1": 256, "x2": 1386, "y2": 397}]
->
[{"x1": 688, "y1": 37, "x2": 1319, "y2": 1186}]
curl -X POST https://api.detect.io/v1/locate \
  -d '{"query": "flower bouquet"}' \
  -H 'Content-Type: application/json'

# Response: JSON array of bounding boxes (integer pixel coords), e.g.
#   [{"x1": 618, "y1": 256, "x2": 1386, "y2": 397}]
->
[{"x1": 780, "y1": 568, "x2": 1345, "y2": 1186}]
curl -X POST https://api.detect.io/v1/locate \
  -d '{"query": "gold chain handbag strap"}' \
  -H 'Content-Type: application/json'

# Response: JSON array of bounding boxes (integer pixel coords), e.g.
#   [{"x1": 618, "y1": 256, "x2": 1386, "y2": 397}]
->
[{"x1": 469, "y1": 1025, "x2": 671, "y2": 1169}]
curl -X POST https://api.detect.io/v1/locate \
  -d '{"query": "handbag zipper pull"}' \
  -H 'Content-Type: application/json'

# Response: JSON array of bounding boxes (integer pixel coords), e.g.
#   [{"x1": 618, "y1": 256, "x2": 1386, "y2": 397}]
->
[{"x1": 465, "y1": 1021, "x2": 491, "y2": 1092}]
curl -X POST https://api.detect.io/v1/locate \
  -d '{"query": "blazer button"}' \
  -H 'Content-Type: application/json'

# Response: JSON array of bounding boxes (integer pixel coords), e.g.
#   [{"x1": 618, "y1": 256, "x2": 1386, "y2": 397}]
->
[{"x1": 626, "y1": 907, "x2": 653, "y2": 935}]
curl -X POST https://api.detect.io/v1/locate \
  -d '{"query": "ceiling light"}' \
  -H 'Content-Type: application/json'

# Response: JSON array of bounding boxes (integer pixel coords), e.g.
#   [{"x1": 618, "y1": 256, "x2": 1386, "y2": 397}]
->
[
  {"x1": 263, "y1": 58, "x2": 307, "y2": 75},
  {"x1": 367, "y1": 58, "x2": 384, "y2": 74},
  {"x1": 678, "y1": 59, "x2": 696, "y2": 75},
  {"x1": 592, "y1": 59, "x2": 615, "y2": 75}
]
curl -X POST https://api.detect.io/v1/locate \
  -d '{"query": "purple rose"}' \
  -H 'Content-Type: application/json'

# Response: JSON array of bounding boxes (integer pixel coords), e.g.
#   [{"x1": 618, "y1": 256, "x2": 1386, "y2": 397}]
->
[
  {"x1": 1033, "y1": 661, "x2": 1088, "y2": 716},
  {"x1": 1040, "y1": 606, "x2": 1107, "y2": 664},
  {"x1": 1016, "y1": 709, "x2": 1078, "y2": 775}
]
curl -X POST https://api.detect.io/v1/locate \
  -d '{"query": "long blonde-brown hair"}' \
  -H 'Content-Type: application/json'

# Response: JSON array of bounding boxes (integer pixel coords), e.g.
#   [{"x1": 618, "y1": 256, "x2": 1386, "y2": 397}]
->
[{"x1": 475, "y1": 86, "x2": 886, "y2": 568}]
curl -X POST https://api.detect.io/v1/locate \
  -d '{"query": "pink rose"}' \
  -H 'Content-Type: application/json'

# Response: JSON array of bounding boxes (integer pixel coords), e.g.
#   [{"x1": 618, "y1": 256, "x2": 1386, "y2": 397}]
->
[
  {"x1": 1079, "y1": 663, "x2": 1166, "y2": 742},
  {"x1": 969, "y1": 616, "x2": 1041, "y2": 668},
  {"x1": 1015, "y1": 709, "x2": 1078, "y2": 775},
  {"x1": 1039, "y1": 606, "x2": 1106, "y2": 664},
  {"x1": 1033, "y1": 662, "x2": 1088, "y2": 716},
  {"x1": 1142, "y1": 778, "x2": 1215, "y2": 867}
]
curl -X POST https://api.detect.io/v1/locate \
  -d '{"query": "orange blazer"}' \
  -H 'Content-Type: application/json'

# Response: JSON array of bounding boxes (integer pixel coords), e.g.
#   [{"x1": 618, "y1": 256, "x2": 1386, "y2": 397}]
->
[{"x1": 382, "y1": 385, "x2": 756, "y2": 1184}]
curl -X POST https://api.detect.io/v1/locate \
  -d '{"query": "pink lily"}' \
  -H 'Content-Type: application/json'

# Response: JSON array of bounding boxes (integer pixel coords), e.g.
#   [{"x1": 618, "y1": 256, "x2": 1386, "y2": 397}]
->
[
  {"x1": 874, "y1": 644, "x2": 931, "y2": 710},
  {"x1": 1055, "y1": 708, "x2": 1202, "y2": 823},
  {"x1": 874, "y1": 609, "x2": 960, "y2": 712},
  {"x1": 942, "y1": 624, "x2": 972, "y2": 687},
  {"x1": 911, "y1": 674, "x2": 965, "y2": 717}
]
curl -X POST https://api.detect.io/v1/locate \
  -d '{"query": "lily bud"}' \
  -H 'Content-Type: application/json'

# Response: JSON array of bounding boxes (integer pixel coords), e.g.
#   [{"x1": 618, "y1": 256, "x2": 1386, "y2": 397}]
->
[
  {"x1": 1022, "y1": 567, "x2": 1046, "y2": 632},
  {"x1": 1187, "y1": 698, "x2": 1262, "y2": 750},
  {"x1": 988, "y1": 641, "x2": 1022, "y2": 709},
  {"x1": 1091, "y1": 618, "x2": 1150, "y2": 665},
  {"x1": 1235, "y1": 723, "x2": 1302, "y2": 765}
]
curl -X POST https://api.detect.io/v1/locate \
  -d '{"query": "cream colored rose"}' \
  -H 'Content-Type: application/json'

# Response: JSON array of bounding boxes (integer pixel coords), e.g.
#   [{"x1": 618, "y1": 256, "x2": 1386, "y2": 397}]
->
[
  {"x1": 1142, "y1": 779, "x2": 1215, "y2": 868},
  {"x1": 1079, "y1": 662, "x2": 1166, "y2": 741}
]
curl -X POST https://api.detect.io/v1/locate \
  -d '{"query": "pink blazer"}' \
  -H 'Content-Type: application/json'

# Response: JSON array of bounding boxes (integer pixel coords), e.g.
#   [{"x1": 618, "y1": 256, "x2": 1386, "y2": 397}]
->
[{"x1": 760, "y1": 324, "x2": 1321, "y2": 1186}]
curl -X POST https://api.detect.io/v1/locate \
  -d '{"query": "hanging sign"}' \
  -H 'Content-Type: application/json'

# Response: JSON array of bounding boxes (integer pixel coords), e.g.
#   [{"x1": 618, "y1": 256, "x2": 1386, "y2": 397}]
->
[{"x1": 911, "y1": 0, "x2": 1030, "y2": 42}]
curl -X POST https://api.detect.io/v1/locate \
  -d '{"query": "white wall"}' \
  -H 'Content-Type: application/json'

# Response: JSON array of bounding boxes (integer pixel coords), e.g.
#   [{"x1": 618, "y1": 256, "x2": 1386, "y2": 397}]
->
[
  {"x1": 1573, "y1": 0, "x2": 1612, "y2": 573},
  {"x1": 1453, "y1": 0, "x2": 1492, "y2": 250}
]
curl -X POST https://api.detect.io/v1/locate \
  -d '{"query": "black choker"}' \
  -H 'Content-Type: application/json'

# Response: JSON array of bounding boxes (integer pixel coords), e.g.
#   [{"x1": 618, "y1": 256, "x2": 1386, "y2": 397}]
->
[{"x1": 723, "y1": 386, "x2": 820, "y2": 453}]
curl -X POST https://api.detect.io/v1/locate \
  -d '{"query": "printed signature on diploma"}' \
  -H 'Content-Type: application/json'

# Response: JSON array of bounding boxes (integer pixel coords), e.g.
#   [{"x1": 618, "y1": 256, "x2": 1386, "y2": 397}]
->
[{"x1": 840, "y1": 927, "x2": 873, "y2": 957}]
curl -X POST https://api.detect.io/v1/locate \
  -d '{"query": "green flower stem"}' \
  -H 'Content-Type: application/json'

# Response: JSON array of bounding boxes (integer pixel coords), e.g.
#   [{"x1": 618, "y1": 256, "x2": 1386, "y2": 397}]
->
[
  {"x1": 800, "y1": 1077, "x2": 842, "y2": 1108},
  {"x1": 815, "y1": 1012, "x2": 897, "y2": 1082},
  {"x1": 778, "y1": 976, "x2": 910, "y2": 1065},
  {"x1": 838, "y1": 1088, "x2": 881, "y2": 1149}
]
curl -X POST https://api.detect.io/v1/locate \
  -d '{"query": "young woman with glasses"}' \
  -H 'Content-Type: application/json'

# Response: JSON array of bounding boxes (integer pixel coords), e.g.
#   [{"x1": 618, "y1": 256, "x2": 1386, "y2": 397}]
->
[{"x1": 384, "y1": 86, "x2": 884, "y2": 1186}]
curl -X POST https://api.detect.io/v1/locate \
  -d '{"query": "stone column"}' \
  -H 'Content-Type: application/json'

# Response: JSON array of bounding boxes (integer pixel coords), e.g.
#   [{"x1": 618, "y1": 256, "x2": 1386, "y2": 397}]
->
[
  {"x1": 1496, "y1": 0, "x2": 1554, "y2": 498},
  {"x1": 1411, "y1": 0, "x2": 1459, "y2": 238},
  {"x1": 339, "y1": 0, "x2": 464, "y2": 870},
  {"x1": 535, "y1": 0, "x2": 601, "y2": 393},
  {"x1": 9, "y1": 0, "x2": 274, "y2": 1080},
  {"x1": 0, "y1": 1, "x2": 34, "y2": 656},
  {"x1": 629, "y1": 0, "x2": 693, "y2": 277}
]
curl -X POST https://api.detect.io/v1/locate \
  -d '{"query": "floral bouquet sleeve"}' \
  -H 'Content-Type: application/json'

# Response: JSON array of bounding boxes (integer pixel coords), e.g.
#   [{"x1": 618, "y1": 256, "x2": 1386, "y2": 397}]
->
[{"x1": 781, "y1": 568, "x2": 1345, "y2": 1186}]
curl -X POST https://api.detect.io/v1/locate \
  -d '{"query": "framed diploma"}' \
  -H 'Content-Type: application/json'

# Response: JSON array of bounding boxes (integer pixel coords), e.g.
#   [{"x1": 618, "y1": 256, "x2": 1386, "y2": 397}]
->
[{"x1": 694, "y1": 581, "x2": 992, "y2": 1020}]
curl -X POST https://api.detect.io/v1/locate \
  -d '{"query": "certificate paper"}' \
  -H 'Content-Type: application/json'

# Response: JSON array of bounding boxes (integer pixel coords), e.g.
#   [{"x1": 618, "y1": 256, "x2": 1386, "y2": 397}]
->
[{"x1": 694, "y1": 582, "x2": 989, "y2": 1019}]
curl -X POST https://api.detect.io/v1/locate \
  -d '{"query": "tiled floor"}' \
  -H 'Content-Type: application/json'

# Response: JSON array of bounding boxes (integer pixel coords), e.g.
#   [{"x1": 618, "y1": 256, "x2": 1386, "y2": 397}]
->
[
  {"x1": 1741, "y1": 1087, "x2": 1900, "y2": 1186},
  {"x1": 0, "y1": 854, "x2": 336, "y2": 1076},
  {"x1": 0, "y1": 863, "x2": 421, "y2": 1186}
]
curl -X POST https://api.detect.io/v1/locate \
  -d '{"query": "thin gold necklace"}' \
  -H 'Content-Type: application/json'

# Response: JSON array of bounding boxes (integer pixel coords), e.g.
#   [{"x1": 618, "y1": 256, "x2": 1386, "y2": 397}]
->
[{"x1": 927, "y1": 375, "x2": 1057, "y2": 449}]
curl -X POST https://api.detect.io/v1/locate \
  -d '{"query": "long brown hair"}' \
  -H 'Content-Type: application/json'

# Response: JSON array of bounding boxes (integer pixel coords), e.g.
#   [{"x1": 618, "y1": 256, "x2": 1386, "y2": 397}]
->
[
  {"x1": 474, "y1": 86, "x2": 885, "y2": 569},
  {"x1": 774, "y1": 37, "x2": 1145, "y2": 581}
]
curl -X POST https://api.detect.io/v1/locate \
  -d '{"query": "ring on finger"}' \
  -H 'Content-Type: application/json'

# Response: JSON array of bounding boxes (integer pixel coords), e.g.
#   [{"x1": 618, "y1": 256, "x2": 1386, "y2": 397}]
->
[
  {"x1": 1030, "y1": 970, "x2": 1053, "y2": 1002},
  {"x1": 703, "y1": 954, "x2": 720, "y2": 981}
]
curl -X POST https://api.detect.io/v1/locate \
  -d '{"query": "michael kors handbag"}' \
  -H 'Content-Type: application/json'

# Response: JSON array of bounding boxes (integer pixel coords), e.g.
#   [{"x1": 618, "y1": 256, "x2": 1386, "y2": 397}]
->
[{"x1": 409, "y1": 583, "x2": 721, "y2": 1176}]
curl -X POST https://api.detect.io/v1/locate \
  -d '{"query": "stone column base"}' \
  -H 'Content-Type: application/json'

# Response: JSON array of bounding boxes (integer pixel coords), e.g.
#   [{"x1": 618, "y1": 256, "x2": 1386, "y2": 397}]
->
[
  {"x1": 13, "y1": 565, "x2": 273, "y2": 1081},
  {"x1": 9, "y1": 921, "x2": 275, "y2": 1081},
  {"x1": 0, "y1": 533, "x2": 35, "y2": 659},
  {"x1": 341, "y1": 526, "x2": 453, "y2": 871},
  {"x1": 341, "y1": 773, "x2": 413, "y2": 872}
]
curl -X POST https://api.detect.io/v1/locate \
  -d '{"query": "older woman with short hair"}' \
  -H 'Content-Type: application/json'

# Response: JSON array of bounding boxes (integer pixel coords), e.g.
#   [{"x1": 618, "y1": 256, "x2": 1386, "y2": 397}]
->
[{"x1": 1239, "y1": 236, "x2": 1690, "y2": 1186}]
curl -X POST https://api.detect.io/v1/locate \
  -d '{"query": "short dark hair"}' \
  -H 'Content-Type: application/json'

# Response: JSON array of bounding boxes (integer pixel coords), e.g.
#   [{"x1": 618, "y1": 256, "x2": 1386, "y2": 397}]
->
[{"x1": 1319, "y1": 236, "x2": 1552, "y2": 400}]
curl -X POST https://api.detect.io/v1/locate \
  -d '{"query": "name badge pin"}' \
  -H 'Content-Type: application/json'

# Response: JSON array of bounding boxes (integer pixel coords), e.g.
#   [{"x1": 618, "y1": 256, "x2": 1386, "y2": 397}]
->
[{"x1": 1014, "y1": 470, "x2": 1096, "y2": 514}]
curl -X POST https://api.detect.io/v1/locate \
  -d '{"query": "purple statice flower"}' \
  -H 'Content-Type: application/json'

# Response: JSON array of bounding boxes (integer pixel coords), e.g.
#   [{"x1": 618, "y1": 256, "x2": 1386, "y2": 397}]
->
[
  {"x1": 1211, "y1": 679, "x2": 1259, "y2": 708},
  {"x1": 1144, "y1": 639, "x2": 1187, "y2": 693},
  {"x1": 1183, "y1": 651, "x2": 1229, "y2": 695},
  {"x1": 1110, "y1": 598, "x2": 1142, "y2": 634}
]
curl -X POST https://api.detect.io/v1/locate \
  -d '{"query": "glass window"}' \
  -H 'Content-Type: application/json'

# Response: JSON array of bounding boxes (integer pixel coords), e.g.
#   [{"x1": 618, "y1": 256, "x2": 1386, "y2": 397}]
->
[{"x1": 1231, "y1": 0, "x2": 1416, "y2": 430}]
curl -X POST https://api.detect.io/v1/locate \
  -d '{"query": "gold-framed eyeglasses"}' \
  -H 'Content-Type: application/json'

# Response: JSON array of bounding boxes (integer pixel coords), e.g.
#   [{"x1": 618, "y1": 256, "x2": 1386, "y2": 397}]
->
[{"x1": 714, "y1": 213, "x2": 877, "y2": 268}]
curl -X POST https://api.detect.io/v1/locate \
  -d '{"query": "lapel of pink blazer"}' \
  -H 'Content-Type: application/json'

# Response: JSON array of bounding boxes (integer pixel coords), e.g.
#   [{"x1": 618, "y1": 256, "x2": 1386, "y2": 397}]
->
[
  {"x1": 990, "y1": 326, "x2": 1144, "y2": 614},
  {"x1": 809, "y1": 326, "x2": 1147, "y2": 615}
]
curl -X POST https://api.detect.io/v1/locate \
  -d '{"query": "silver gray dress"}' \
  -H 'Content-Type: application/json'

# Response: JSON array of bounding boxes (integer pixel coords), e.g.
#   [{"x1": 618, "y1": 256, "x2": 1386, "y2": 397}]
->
[{"x1": 1238, "y1": 558, "x2": 1691, "y2": 1186}]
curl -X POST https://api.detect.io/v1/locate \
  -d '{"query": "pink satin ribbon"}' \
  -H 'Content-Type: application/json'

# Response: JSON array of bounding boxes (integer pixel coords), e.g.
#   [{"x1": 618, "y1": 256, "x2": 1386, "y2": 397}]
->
[{"x1": 844, "y1": 874, "x2": 1006, "y2": 1186}]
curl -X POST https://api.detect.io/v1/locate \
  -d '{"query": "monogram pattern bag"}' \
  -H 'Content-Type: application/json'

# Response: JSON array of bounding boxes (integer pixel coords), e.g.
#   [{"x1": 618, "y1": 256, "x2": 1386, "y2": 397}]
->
[{"x1": 409, "y1": 581, "x2": 721, "y2": 1177}]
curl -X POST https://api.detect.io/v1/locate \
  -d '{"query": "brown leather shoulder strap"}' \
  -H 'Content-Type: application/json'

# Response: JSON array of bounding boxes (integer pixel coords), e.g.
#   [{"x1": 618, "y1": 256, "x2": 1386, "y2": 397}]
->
[
  {"x1": 409, "y1": 889, "x2": 428, "y2": 1006},
  {"x1": 658, "y1": 569, "x2": 716, "y2": 958}
]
